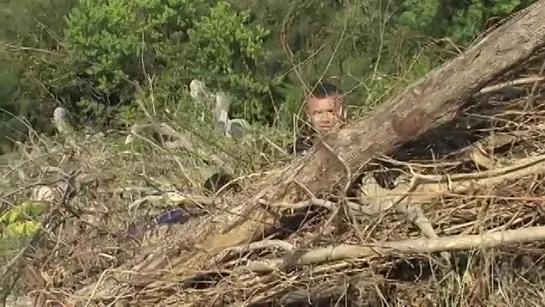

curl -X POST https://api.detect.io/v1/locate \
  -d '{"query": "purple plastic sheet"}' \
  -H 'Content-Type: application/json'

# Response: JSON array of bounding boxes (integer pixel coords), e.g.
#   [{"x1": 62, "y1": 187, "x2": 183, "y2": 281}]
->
[{"x1": 156, "y1": 208, "x2": 186, "y2": 224}]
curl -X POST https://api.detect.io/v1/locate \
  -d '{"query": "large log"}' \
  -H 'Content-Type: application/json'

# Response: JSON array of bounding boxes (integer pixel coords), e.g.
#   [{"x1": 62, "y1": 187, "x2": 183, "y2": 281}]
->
[
  {"x1": 196, "y1": 0, "x2": 545, "y2": 253},
  {"x1": 80, "y1": 1, "x2": 545, "y2": 293},
  {"x1": 291, "y1": 0, "x2": 545, "y2": 196},
  {"x1": 187, "y1": 0, "x2": 545, "y2": 268}
]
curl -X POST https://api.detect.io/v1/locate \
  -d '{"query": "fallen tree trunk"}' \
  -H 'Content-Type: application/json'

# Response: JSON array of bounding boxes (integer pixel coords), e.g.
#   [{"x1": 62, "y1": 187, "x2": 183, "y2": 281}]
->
[
  {"x1": 213, "y1": 0, "x2": 545, "y2": 248},
  {"x1": 172, "y1": 0, "x2": 545, "y2": 273},
  {"x1": 69, "y1": 2, "x2": 545, "y2": 297},
  {"x1": 291, "y1": 0, "x2": 545, "y2": 197}
]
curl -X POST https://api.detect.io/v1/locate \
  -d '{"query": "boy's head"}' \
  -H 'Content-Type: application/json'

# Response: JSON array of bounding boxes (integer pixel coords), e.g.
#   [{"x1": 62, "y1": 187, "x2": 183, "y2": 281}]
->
[{"x1": 305, "y1": 80, "x2": 346, "y2": 134}]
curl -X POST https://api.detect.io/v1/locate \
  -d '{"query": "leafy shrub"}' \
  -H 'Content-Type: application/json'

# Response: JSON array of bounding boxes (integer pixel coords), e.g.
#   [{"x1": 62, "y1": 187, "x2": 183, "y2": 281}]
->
[
  {"x1": 0, "y1": 201, "x2": 47, "y2": 238},
  {"x1": 63, "y1": 0, "x2": 272, "y2": 124},
  {"x1": 0, "y1": 0, "x2": 537, "y2": 143}
]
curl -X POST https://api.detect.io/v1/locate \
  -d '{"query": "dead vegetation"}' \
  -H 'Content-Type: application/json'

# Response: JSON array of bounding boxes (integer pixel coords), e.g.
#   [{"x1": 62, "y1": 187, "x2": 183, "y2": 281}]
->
[{"x1": 4, "y1": 2, "x2": 545, "y2": 307}]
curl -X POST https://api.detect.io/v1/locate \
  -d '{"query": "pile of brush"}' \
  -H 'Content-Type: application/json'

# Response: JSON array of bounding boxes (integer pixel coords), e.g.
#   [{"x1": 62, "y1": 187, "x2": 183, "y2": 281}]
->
[{"x1": 4, "y1": 1, "x2": 545, "y2": 306}]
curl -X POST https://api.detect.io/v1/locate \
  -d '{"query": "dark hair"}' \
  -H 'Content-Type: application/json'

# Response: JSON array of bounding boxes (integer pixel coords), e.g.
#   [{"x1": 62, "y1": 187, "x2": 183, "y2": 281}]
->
[{"x1": 309, "y1": 80, "x2": 342, "y2": 98}]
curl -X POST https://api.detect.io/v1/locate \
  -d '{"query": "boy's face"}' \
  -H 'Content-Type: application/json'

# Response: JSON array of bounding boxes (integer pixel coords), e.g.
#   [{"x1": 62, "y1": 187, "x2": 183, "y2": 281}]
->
[{"x1": 306, "y1": 95, "x2": 342, "y2": 133}]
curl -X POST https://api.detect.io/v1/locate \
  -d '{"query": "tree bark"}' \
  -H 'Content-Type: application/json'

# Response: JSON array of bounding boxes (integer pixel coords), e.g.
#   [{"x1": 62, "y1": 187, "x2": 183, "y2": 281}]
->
[
  {"x1": 197, "y1": 0, "x2": 545, "y2": 261},
  {"x1": 97, "y1": 0, "x2": 545, "y2": 287},
  {"x1": 289, "y1": 0, "x2": 545, "y2": 197},
  {"x1": 200, "y1": 0, "x2": 545, "y2": 260}
]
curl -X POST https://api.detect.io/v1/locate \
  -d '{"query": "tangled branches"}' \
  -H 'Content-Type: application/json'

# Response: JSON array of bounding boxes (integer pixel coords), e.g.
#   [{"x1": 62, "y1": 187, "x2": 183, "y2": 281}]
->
[{"x1": 4, "y1": 2, "x2": 545, "y2": 305}]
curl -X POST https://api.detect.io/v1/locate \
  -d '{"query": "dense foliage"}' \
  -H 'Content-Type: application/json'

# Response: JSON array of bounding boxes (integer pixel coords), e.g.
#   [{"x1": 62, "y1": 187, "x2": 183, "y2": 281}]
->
[{"x1": 0, "y1": 0, "x2": 536, "y2": 153}]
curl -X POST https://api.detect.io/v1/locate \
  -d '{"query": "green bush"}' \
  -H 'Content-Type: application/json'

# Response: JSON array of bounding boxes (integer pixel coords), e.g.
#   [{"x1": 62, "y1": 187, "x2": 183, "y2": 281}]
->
[
  {"x1": 396, "y1": 0, "x2": 527, "y2": 44},
  {"x1": 63, "y1": 0, "x2": 273, "y2": 124},
  {"x1": 0, "y1": 0, "x2": 537, "y2": 145},
  {"x1": 0, "y1": 201, "x2": 47, "y2": 238}
]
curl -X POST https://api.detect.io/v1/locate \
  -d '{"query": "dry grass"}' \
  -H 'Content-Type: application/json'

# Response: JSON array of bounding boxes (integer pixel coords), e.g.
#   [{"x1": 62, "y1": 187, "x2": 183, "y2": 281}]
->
[{"x1": 3, "y1": 52, "x2": 545, "y2": 307}]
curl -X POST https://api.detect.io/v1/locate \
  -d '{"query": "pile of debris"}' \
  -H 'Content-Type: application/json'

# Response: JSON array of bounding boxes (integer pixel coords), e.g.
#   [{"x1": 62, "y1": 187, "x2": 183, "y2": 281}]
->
[{"x1": 3, "y1": 1, "x2": 545, "y2": 306}]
